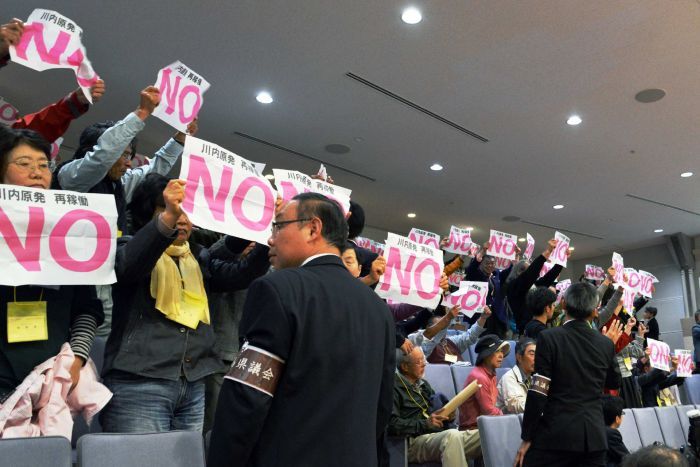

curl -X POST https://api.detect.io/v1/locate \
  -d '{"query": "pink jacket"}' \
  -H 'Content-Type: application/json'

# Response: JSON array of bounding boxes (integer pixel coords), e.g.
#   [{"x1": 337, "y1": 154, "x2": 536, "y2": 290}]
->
[{"x1": 0, "y1": 343, "x2": 112, "y2": 439}]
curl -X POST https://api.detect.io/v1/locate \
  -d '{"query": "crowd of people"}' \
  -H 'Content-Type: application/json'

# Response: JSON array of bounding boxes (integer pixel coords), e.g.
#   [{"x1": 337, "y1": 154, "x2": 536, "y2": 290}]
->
[{"x1": 0, "y1": 14, "x2": 698, "y2": 467}]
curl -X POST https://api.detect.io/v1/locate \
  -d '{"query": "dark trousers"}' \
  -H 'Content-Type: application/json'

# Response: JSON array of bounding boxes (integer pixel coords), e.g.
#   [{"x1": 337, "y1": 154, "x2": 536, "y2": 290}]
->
[{"x1": 524, "y1": 447, "x2": 606, "y2": 467}]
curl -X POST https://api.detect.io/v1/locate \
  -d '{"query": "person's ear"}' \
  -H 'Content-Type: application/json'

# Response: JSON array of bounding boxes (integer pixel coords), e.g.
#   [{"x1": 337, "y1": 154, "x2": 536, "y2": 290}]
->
[{"x1": 307, "y1": 217, "x2": 322, "y2": 239}]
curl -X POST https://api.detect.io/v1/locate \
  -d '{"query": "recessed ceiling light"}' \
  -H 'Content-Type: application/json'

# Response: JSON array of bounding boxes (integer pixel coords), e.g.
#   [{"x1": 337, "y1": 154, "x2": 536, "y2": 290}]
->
[
  {"x1": 465, "y1": 226, "x2": 473, "y2": 230},
  {"x1": 654, "y1": 229, "x2": 664, "y2": 233},
  {"x1": 566, "y1": 115, "x2": 582, "y2": 126},
  {"x1": 553, "y1": 204, "x2": 564, "y2": 210},
  {"x1": 518, "y1": 237, "x2": 526, "y2": 242},
  {"x1": 569, "y1": 247, "x2": 575, "y2": 251},
  {"x1": 256, "y1": 91, "x2": 273, "y2": 104},
  {"x1": 265, "y1": 174, "x2": 275, "y2": 180},
  {"x1": 681, "y1": 172, "x2": 693, "y2": 178},
  {"x1": 430, "y1": 163, "x2": 443, "y2": 171},
  {"x1": 407, "y1": 213, "x2": 416, "y2": 218},
  {"x1": 401, "y1": 7, "x2": 422, "y2": 24}
]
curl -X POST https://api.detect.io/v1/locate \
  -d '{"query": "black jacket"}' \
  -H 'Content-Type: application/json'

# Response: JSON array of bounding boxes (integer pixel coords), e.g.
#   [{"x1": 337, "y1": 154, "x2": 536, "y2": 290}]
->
[
  {"x1": 103, "y1": 219, "x2": 270, "y2": 382},
  {"x1": 505, "y1": 254, "x2": 562, "y2": 333},
  {"x1": 208, "y1": 255, "x2": 396, "y2": 467},
  {"x1": 522, "y1": 319, "x2": 621, "y2": 452},
  {"x1": 605, "y1": 426, "x2": 629, "y2": 466},
  {"x1": 638, "y1": 368, "x2": 685, "y2": 408}
]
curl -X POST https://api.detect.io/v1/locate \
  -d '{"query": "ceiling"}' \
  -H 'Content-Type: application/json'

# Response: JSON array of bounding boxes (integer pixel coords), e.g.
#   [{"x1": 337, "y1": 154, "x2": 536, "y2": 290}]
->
[{"x1": 2, "y1": 0, "x2": 700, "y2": 259}]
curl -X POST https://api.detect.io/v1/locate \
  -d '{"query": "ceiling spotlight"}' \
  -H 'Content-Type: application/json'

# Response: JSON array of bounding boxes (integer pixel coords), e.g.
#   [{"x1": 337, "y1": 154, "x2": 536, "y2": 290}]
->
[
  {"x1": 256, "y1": 91, "x2": 273, "y2": 104},
  {"x1": 569, "y1": 247, "x2": 575, "y2": 251},
  {"x1": 407, "y1": 213, "x2": 417, "y2": 218},
  {"x1": 518, "y1": 237, "x2": 526, "y2": 242},
  {"x1": 654, "y1": 229, "x2": 664, "y2": 233},
  {"x1": 430, "y1": 163, "x2": 443, "y2": 171},
  {"x1": 401, "y1": 7, "x2": 422, "y2": 24},
  {"x1": 681, "y1": 172, "x2": 693, "y2": 178},
  {"x1": 265, "y1": 174, "x2": 275, "y2": 180},
  {"x1": 566, "y1": 115, "x2": 582, "y2": 126},
  {"x1": 553, "y1": 204, "x2": 564, "y2": 210},
  {"x1": 465, "y1": 226, "x2": 474, "y2": 230}
]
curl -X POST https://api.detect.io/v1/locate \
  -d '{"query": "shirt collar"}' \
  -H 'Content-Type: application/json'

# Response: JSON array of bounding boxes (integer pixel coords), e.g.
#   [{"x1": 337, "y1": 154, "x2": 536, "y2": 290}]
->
[{"x1": 301, "y1": 253, "x2": 338, "y2": 267}]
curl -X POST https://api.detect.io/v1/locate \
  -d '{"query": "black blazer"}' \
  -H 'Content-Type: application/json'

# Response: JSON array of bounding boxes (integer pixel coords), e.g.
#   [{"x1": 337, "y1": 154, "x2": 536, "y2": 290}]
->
[
  {"x1": 208, "y1": 255, "x2": 396, "y2": 467},
  {"x1": 522, "y1": 319, "x2": 621, "y2": 452}
]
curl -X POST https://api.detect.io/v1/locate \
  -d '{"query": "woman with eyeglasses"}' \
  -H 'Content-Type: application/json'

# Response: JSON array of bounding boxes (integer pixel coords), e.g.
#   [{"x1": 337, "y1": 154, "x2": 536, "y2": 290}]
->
[{"x1": 0, "y1": 126, "x2": 104, "y2": 406}]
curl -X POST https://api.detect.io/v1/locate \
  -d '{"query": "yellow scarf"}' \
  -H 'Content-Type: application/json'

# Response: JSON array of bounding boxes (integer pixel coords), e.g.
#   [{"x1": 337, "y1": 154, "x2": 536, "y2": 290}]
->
[{"x1": 150, "y1": 242, "x2": 209, "y2": 329}]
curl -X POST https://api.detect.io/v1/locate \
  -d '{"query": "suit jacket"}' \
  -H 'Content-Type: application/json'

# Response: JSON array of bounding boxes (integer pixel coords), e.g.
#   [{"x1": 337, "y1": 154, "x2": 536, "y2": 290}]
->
[
  {"x1": 605, "y1": 427, "x2": 629, "y2": 466},
  {"x1": 521, "y1": 319, "x2": 621, "y2": 452},
  {"x1": 208, "y1": 255, "x2": 396, "y2": 467}
]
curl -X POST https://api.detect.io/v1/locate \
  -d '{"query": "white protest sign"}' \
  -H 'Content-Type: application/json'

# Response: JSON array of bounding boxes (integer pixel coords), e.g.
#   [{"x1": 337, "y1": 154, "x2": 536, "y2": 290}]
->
[
  {"x1": 648, "y1": 338, "x2": 671, "y2": 372},
  {"x1": 445, "y1": 281, "x2": 489, "y2": 318},
  {"x1": 370, "y1": 241, "x2": 385, "y2": 256},
  {"x1": 468, "y1": 242, "x2": 480, "y2": 257},
  {"x1": 443, "y1": 226, "x2": 472, "y2": 254},
  {"x1": 316, "y1": 164, "x2": 328, "y2": 181},
  {"x1": 612, "y1": 252, "x2": 624, "y2": 284},
  {"x1": 10, "y1": 9, "x2": 100, "y2": 103},
  {"x1": 622, "y1": 288, "x2": 636, "y2": 313},
  {"x1": 376, "y1": 233, "x2": 444, "y2": 309},
  {"x1": 448, "y1": 270, "x2": 465, "y2": 287},
  {"x1": 273, "y1": 168, "x2": 352, "y2": 214},
  {"x1": 0, "y1": 185, "x2": 117, "y2": 285},
  {"x1": 639, "y1": 270, "x2": 658, "y2": 298},
  {"x1": 585, "y1": 264, "x2": 605, "y2": 281},
  {"x1": 50, "y1": 137, "x2": 64, "y2": 161},
  {"x1": 179, "y1": 136, "x2": 276, "y2": 244},
  {"x1": 408, "y1": 228, "x2": 441, "y2": 250},
  {"x1": 0, "y1": 96, "x2": 19, "y2": 126},
  {"x1": 524, "y1": 233, "x2": 535, "y2": 260},
  {"x1": 624, "y1": 268, "x2": 642, "y2": 294},
  {"x1": 551, "y1": 231, "x2": 570, "y2": 268},
  {"x1": 487, "y1": 229, "x2": 518, "y2": 261},
  {"x1": 152, "y1": 61, "x2": 210, "y2": 133},
  {"x1": 555, "y1": 279, "x2": 571, "y2": 305},
  {"x1": 675, "y1": 349, "x2": 693, "y2": 377},
  {"x1": 354, "y1": 237, "x2": 371, "y2": 249},
  {"x1": 539, "y1": 260, "x2": 555, "y2": 279},
  {"x1": 494, "y1": 257, "x2": 512, "y2": 270}
]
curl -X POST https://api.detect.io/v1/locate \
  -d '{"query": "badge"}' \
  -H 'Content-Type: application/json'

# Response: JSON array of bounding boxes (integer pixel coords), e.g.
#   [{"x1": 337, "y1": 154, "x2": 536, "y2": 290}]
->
[{"x1": 7, "y1": 301, "x2": 48, "y2": 343}]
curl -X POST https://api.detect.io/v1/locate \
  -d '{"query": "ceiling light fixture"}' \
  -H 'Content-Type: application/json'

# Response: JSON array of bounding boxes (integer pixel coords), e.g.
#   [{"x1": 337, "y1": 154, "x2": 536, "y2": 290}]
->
[
  {"x1": 569, "y1": 247, "x2": 575, "y2": 251},
  {"x1": 553, "y1": 204, "x2": 564, "y2": 210},
  {"x1": 681, "y1": 172, "x2": 693, "y2": 178},
  {"x1": 407, "y1": 213, "x2": 416, "y2": 218},
  {"x1": 654, "y1": 229, "x2": 664, "y2": 233},
  {"x1": 430, "y1": 163, "x2": 443, "y2": 171},
  {"x1": 518, "y1": 237, "x2": 526, "y2": 242},
  {"x1": 401, "y1": 7, "x2": 422, "y2": 24},
  {"x1": 256, "y1": 91, "x2": 273, "y2": 104},
  {"x1": 566, "y1": 115, "x2": 582, "y2": 126}
]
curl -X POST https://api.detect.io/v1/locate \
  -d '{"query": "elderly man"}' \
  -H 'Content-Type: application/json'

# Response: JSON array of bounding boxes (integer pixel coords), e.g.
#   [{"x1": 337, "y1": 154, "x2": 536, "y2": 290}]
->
[
  {"x1": 208, "y1": 193, "x2": 395, "y2": 467},
  {"x1": 497, "y1": 337, "x2": 536, "y2": 414},
  {"x1": 389, "y1": 347, "x2": 481, "y2": 466},
  {"x1": 515, "y1": 282, "x2": 621, "y2": 467}
]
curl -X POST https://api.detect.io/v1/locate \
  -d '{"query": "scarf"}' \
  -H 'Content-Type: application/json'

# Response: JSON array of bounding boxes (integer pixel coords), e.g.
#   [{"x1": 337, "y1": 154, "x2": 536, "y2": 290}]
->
[{"x1": 149, "y1": 242, "x2": 209, "y2": 329}]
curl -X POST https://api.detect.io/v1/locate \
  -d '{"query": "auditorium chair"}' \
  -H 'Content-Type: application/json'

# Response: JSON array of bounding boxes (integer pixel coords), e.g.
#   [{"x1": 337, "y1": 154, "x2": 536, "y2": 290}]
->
[
  {"x1": 424, "y1": 364, "x2": 457, "y2": 399},
  {"x1": 631, "y1": 407, "x2": 665, "y2": 447},
  {"x1": 477, "y1": 414, "x2": 522, "y2": 467},
  {"x1": 654, "y1": 406, "x2": 686, "y2": 448},
  {"x1": 619, "y1": 408, "x2": 642, "y2": 452},
  {"x1": 449, "y1": 365, "x2": 474, "y2": 394},
  {"x1": 0, "y1": 436, "x2": 71, "y2": 467}
]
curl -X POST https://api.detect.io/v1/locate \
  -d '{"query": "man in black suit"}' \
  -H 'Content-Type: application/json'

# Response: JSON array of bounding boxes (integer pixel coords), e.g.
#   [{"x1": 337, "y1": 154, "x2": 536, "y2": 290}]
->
[
  {"x1": 514, "y1": 282, "x2": 621, "y2": 467},
  {"x1": 208, "y1": 193, "x2": 395, "y2": 467}
]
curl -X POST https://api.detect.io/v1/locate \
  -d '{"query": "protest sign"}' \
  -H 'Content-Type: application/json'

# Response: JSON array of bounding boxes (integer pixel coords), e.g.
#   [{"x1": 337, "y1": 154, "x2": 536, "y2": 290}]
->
[
  {"x1": 624, "y1": 268, "x2": 642, "y2": 294},
  {"x1": 273, "y1": 168, "x2": 351, "y2": 214},
  {"x1": 639, "y1": 270, "x2": 658, "y2": 298},
  {"x1": 408, "y1": 228, "x2": 441, "y2": 249},
  {"x1": 354, "y1": 237, "x2": 371, "y2": 249},
  {"x1": 676, "y1": 349, "x2": 693, "y2": 377},
  {"x1": 487, "y1": 229, "x2": 518, "y2": 260},
  {"x1": 622, "y1": 288, "x2": 636, "y2": 313},
  {"x1": 0, "y1": 97, "x2": 18, "y2": 126},
  {"x1": 152, "y1": 61, "x2": 210, "y2": 133},
  {"x1": 179, "y1": 136, "x2": 276, "y2": 244},
  {"x1": 445, "y1": 281, "x2": 489, "y2": 318},
  {"x1": 585, "y1": 264, "x2": 605, "y2": 281},
  {"x1": 612, "y1": 252, "x2": 624, "y2": 284},
  {"x1": 0, "y1": 185, "x2": 117, "y2": 285},
  {"x1": 376, "y1": 233, "x2": 444, "y2": 308},
  {"x1": 448, "y1": 270, "x2": 465, "y2": 287},
  {"x1": 539, "y1": 260, "x2": 555, "y2": 278},
  {"x1": 10, "y1": 9, "x2": 100, "y2": 102},
  {"x1": 50, "y1": 137, "x2": 63, "y2": 161},
  {"x1": 555, "y1": 279, "x2": 571, "y2": 305},
  {"x1": 443, "y1": 226, "x2": 472, "y2": 254},
  {"x1": 524, "y1": 233, "x2": 535, "y2": 260},
  {"x1": 494, "y1": 257, "x2": 512, "y2": 270},
  {"x1": 648, "y1": 338, "x2": 671, "y2": 372},
  {"x1": 468, "y1": 242, "x2": 480, "y2": 257},
  {"x1": 551, "y1": 231, "x2": 570, "y2": 268}
]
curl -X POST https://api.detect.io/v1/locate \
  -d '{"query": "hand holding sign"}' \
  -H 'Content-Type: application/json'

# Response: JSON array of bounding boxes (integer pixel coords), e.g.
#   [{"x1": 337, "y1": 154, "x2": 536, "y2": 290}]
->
[
  {"x1": 648, "y1": 338, "x2": 671, "y2": 372},
  {"x1": 0, "y1": 18, "x2": 24, "y2": 55},
  {"x1": 135, "y1": 86, "x2": 161, "y2": 120},
  {"x1": 161, "y1": 179, "x2": 186, "y2": 226},
  {"x1": 75, "y1": 79, "x2": 106, "y2": 106}
]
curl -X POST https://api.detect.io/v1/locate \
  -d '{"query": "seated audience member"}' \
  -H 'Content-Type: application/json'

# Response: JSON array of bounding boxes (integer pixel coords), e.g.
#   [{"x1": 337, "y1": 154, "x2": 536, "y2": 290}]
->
[
  {"x1": 0, "y1": 127, "x2": 104, "y2": 402},
  {"x1": 389, "y1": 347, "x2": 481, "y2": 466},
  {"x1": 458, "y1": 335, "x2": 509, "y2": 430},
  {"x1": 497, "y1": 338, "x2": 536, "y2": 414},
  {"x1": 621, "y1": 445, "x2": 689, "y2": 467},
  {"x1": 635, "y1": 348, "x2": 686, "y2": 407},
  {"x1": 602, "y1": 394, "x2": 629, "y2": 467},
  {"x1": 346, "y1": 200, "x2": 378, "y2": 277},
  {"x1": 409, "y1": 305, "x2": 490, "y2": 364},
  {"x1": 99, "y1": 174, "x2": 270, "y2": 433},
  {"x1": 523, "y1": 287, "x2": 557, "y2": 339}
]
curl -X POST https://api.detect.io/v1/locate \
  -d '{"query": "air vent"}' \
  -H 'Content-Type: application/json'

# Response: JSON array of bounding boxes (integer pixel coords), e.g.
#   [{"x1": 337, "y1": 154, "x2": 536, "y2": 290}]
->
[
  {"x1": 345, "y1": 72, "x2": 489, "y2": 143},
  {"x1": 626, "y1": 194, "x2": 700, "y2": 217},
  {"x1": 233, "y1": 132, "x2": 376, "y2": 182},
  {"x1": 520, "y1": 220, "x2": 604, "y2": 240}
]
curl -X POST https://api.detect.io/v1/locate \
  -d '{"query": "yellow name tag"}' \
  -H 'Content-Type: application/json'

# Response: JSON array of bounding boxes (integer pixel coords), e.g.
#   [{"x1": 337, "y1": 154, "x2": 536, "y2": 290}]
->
[
  {"x1": 7, "y1": 301, "x2": 48, "y2": 343},
  {"x1": 623, "y1": 357, "x2": 633, "y2": 371},
  {"x1": 444, "y1": 354, "x2": 458, "y2": 363},
  {"x1": 117, "y1": 230, "x2": 123, "y2": 238}
]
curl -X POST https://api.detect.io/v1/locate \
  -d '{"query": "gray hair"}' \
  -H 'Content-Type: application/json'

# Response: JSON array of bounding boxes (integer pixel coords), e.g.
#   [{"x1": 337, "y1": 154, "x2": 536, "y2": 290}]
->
[{"x1": 563, "y1": 282, "x2": 599, "y2": 320}]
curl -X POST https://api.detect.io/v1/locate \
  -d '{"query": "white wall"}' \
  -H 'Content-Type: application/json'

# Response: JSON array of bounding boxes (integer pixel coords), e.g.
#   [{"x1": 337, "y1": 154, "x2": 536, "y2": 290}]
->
[{"x1": 570, "y1": 244, "x2": 687, "y2": 350}]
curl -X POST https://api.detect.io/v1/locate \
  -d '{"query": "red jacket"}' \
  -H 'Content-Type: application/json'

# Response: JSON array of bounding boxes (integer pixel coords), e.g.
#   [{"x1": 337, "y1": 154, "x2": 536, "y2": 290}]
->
[{"x1": 12, "y1": 90, "x2": 89, "y2": 143}]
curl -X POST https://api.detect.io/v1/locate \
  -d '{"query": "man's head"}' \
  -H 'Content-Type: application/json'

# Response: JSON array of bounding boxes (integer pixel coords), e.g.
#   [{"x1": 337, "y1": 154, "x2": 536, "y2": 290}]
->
[
  {"x1": 562, "y1": 282, "x2": 599, "y2": 320},
  {"x1": 644, "y1": 307, "x2": 658, "y2": 320},
  {"x1": 515, "y1": 337, "x2": 536, "y2": 375},
  {"x1": 74, "y1": 121, "x2": 137, "y2": 181},
  {"x1": 479, "y1": 255, "x2": 496, "y2": 276},
  {"x1": 267, "y1": 193, "x2": 348, "y2": 270},
  {"x1": 398, "y1": 347, "x2": 427, "y2": 383},
  {"x1": 475, "y1": 334, "x2": 510, "y2": 369},
  {"x1": 695, "y1": 310, "x2": 700, "y2": 324},
  {"x1": 347, "y1": 200, "x2": 365, "y2": 240},
  {"x1": 341, "y1": 242, "x2": 361, "y2": 278},
  {"x1": 602, "y1": 394, "x2": 625, "y2": 429},
  {"x1": 526, "y1": 287, "x2": 558, "y2": 320},
  {"x1": 621, "y1": 444, "x2": 689, "y2": 467}
]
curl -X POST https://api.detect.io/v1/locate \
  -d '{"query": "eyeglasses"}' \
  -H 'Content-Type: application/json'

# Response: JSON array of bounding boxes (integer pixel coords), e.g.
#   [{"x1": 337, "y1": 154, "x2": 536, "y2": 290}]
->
[
  {"x1": 9, "y1": 158, "x2": 52, "y2": 173},
  {"x1": 120, "y1": 150, "x2": 135, "y2": 161},
  {"x1": 271, "y1": 218, "x2": 311, "y2": 234}
]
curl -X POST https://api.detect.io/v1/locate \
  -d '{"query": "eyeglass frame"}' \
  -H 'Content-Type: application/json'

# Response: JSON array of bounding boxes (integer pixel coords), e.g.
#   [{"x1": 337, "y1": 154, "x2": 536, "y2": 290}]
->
[
  {"x1": 270, "y1": 218, "x2": 312, "y2": 235},
  {"x1": 8, "y1": 157, "x2": 54, "y2": 173}
]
